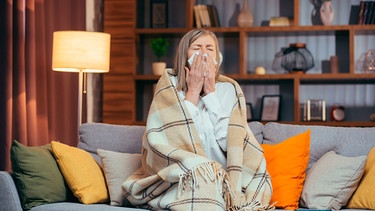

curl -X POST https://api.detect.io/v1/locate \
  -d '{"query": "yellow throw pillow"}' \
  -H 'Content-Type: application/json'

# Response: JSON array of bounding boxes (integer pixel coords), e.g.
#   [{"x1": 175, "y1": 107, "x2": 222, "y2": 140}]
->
[
  {"x1": 346, "y1": 147, "x2": 375, "y2": 209},
  {"x1": 51, "y1": 141, "x2": 109, "y2": 204},
  {"x1": 262, "y1": 129, "x2": 310, "y2": 210}
]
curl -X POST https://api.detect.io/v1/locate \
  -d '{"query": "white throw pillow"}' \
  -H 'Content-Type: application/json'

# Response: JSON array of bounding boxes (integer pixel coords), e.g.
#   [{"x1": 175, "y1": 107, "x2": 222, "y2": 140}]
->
[
  {"x1": 300, "y1": 150, "x2": 366, "y2": 210},
  {"x1": 97, "y1": 149, "x2": 142, "y2": 207}
]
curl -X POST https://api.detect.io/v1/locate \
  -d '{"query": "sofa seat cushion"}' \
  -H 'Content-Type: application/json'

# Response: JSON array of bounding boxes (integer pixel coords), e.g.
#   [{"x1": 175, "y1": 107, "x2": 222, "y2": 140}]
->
[{"x1": 29, "y1": 202, "x2": 149, "y2": 210}]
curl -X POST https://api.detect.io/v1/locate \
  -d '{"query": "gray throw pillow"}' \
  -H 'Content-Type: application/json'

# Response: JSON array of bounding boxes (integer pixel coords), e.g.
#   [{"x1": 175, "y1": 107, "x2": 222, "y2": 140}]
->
[
  {"x1": 300, "y1": 150, "x2": 366, "y2": 210},
  {"x1": 97, "y1": 149, "x2": 142, "y2": 207},
  {"x1": 78, "y1": 123, "x2": 144, "y2": 165}
]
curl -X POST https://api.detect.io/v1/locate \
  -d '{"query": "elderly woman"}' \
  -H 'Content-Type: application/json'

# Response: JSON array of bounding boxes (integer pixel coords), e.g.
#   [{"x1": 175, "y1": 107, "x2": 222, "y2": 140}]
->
[{"x1": 123, "y1": 29, "x2": 272, "y2": 211}]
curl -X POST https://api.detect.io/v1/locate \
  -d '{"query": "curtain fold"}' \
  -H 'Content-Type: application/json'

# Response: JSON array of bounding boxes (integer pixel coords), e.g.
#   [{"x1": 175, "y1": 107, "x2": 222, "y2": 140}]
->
[
  {"x1": 0, "y1": 0, "x2": 86, "y2": 171},
  {"x1": 87, "y1": 0, "x2": 104, "y2": 123}
]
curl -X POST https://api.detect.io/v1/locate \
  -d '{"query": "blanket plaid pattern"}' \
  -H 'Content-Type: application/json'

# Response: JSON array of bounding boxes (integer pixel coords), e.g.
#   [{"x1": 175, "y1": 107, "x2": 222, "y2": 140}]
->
[{"x1": 122, "y1": 69, "x2": 272, "y2": 210}]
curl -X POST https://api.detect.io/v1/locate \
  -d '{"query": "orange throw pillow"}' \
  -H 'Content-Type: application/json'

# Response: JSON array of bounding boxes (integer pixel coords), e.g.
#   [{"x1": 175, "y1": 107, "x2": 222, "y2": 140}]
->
[{"x1": 262, "y1": 129, "x2": 310, "y2": 210}]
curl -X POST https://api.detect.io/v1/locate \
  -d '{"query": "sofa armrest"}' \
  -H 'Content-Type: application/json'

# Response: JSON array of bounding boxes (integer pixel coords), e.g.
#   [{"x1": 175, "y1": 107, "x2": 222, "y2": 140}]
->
[{"x1": 0, "y1": 171, "x2": 22, "y2": 211}]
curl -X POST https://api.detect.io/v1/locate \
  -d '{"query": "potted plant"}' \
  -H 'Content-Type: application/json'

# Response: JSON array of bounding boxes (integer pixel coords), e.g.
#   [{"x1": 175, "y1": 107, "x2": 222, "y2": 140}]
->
[{"x1": 150, "y1": 37, "x2": 169, "y2": 75}]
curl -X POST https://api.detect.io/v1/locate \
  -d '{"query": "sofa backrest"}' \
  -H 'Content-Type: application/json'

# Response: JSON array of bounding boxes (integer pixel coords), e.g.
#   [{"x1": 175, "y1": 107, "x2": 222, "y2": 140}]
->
[
  {"x1": 78, "y1": 121, "x2": 375, "y2": 173},
  {"x1": 259, "y1": 122, "x2": 375, "y2": 171},
  {"x1": 78, "y1": 122, "x2": 145, "y2": 164},
  {"x1": 77, "y1": 122, "x2": 263, "y2": 165}
]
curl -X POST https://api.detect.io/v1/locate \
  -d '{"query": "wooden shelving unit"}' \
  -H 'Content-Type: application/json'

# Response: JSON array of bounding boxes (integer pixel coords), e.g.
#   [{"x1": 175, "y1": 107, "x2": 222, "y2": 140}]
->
[{"x1": 103, "y1": 0, "x2": 375, "y2": 127}]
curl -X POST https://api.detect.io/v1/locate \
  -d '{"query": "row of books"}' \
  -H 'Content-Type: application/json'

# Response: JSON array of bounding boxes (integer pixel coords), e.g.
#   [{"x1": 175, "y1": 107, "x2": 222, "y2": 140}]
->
[
  {"x1": 350, "y1": 1, "x2": 375, "y2": 24},
  {"x1": 193, "y1": 4, "x2": 220, "y2": 28},
  {"x1": 359, "y1": 1, "x2": 375, "y2": 24}
]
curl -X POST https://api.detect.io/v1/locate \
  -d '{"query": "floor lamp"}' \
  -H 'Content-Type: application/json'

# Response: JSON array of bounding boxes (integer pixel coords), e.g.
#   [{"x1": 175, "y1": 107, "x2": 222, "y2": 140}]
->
[{"x1": 52, "y1": 31, "x2": 110, "y2": 126}]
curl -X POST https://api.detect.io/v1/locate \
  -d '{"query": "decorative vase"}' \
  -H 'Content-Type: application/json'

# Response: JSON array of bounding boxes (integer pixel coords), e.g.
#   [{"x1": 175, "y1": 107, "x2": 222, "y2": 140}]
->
[
  {"x1": 310, "y1": 0, "x2": 322, "y2": 25},
  {"x1": 152, "y1": 62, "x2": 166, "y2": 75},
  {"x1": 281, "y1": 43, "x2": 315, "y2": 74},
  {"x1": 320, "y1": 0, "x2": 334, "y2": 25},
  {"x1": 272, "y1": 47, "x2": 289, "y2": 73},
  {"x1": 237, "y1": 0, "x2": 253, "y2": 27}
]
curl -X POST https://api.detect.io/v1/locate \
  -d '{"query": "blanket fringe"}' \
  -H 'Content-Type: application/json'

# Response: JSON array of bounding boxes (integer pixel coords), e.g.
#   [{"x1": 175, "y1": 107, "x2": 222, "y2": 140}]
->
[
  {"x1": 177, "y1": 161, "x2": 235, "y2": 202},
  {"x1": 175, "y1": 161, "x2": 274, "y2": 211},
  {"x1": 228, "y1": 201, "x2": 276, "y2": 211}
]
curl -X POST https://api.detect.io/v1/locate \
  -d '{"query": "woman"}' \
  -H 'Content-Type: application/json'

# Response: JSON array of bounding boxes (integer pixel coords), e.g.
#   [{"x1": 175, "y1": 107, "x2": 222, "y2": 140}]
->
[{"x1": 123, "y1": 29, "x2": 272, "y2": 211}]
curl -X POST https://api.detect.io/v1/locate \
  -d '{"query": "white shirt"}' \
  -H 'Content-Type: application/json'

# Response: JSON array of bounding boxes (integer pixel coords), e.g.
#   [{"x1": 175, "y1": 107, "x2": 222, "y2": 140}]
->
[{"x1": 170, "y1": 76, "x2": 237, "y2": 169}]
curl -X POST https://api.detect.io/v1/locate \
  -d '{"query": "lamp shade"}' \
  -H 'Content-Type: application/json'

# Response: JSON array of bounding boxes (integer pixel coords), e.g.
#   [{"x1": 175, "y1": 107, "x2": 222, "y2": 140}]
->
[{"x1": 52, "y1": 31, "x2": 110, "y2": 73}]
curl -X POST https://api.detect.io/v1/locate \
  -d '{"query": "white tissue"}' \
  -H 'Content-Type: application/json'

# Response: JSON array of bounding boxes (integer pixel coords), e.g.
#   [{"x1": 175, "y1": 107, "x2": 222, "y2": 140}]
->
[
  {"x1": 188, "y1": 52, "x2": 217, "y2": 66},
  {"x1": 188, "y1": 52, "x2": 199, "y2": 66}
]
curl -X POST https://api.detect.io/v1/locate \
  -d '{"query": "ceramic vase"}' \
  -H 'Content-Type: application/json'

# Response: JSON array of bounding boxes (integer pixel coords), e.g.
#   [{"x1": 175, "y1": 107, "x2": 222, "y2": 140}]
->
[
  {"x1": 320, "y1": 0, "x2": 334, "y2": 25},
  {"x1": 237, "y1": 0, "x2": 253, "y2": 27}
]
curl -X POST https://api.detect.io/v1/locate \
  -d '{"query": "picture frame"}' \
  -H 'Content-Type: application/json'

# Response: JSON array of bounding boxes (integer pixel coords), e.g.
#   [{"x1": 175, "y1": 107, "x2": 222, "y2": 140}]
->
[
  {"x1": 150, "y1": 0, "x2": 168, "y2": 28},
  {"x1": 246, "y1": 103, "x2": 253, "y2": 121},
  {"x1": 304, "y1": 99, "x2": 326, "y2": 121},
  {"x1": 260, "y1": 95, "x2": 281, "y2": 121}
]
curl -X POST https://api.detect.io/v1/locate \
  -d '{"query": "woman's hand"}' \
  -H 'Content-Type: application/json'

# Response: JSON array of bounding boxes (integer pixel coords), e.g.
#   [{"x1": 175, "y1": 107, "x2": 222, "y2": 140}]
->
[
  {"x1": 185, "y1": 52, "x2": 217, "y2": 105},
  {"x1": 185, "y1": 53, "x2": 205, "y2": 105},
  {"x1": 202, "y1": 53, "x2": 216, "y2": 95}
]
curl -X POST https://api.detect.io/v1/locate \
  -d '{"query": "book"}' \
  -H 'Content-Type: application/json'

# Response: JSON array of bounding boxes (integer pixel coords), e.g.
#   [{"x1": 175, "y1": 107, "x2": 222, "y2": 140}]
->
[
  {"x1": 362, "y1": 1, "x2": 370, "y2": 24},
  {"x1": 207, "y1": 5, "x2": 220, "y2": 27},
  {"x1": 349, "y1": 5, "x2": 360, "y2": 25},
  {"x1": 368, "y1": 1, "x2": 375, "y2": 24},
  {"x1": 206, "y1": 5, "x2": 215, "y2": 27},
  {"x1": 195, "y1": 5, "x2": 210, "y2": 28},
  {"x1": 193, "y1": 5, "x2": 202, "y2": 28},
  {"x1": 193, "y1": 4, "x2": 221, "y2": 28},
  {"x1": 210, "y1": 5, "x2": 220, "y2": 27},
  {"x1": 358, "y1": 1, "x2": 365, "y2": 24},
  {"x1": 269, "y1": 17, "x2": 293, "y2": 26},
  {"x1": 200, "y1": 4, "x2": 211, "y2": 28}
]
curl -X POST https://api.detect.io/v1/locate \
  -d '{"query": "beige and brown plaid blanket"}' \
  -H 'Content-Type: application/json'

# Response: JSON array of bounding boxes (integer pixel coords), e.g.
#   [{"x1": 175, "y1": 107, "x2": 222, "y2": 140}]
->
[{"x1": 122, "y1": 69, "x2": 272, "y2": 210}]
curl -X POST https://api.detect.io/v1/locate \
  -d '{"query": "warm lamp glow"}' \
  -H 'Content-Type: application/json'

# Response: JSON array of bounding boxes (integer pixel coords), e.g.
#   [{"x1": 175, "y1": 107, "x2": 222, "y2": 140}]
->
[
  {"x1": 52, "y1": 30, "x2": 111, "y2": 126},
  {"x1": 52, "y1": 31, "x2": 110, "y2": 73}
]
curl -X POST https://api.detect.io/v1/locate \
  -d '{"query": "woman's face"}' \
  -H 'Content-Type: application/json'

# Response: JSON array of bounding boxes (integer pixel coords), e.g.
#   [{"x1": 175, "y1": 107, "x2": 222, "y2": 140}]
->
[{"x1": 187, "y1": 35, "x2": 217, "y2": 60}]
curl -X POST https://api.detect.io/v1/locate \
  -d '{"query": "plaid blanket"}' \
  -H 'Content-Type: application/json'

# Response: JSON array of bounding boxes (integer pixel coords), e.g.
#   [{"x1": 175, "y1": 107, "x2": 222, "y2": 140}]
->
[{"x1": 122, "y1": 69, "x2": 272, "y2": 210}]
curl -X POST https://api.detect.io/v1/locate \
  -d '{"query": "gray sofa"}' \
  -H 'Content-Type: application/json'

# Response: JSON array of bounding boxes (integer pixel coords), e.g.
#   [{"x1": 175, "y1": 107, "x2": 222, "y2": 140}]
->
[{"x1": 1, "y1": 121, "x2": 374, "y2": 211}]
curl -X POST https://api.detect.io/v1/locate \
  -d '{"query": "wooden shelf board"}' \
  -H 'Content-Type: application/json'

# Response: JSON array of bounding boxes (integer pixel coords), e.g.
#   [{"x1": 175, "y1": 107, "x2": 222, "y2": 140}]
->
[{"x1": 135, "y1": 25, "x2": 375, "y2": 35}]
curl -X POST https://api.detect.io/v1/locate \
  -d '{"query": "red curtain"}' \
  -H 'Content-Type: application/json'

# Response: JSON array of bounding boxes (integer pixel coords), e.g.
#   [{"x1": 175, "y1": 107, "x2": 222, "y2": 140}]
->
[{"x1": 0, "y1": 0, "x2": 86, "y2": 171}]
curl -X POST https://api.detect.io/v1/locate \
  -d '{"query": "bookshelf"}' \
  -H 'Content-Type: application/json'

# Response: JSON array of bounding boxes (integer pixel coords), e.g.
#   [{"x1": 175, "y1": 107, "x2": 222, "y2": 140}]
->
[{"x1": 103, "y1": 0, "x2": 375, "y2": 127}]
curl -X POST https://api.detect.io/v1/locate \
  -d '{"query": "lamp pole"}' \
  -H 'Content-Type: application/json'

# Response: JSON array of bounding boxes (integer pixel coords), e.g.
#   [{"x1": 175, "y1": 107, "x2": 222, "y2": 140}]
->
[
  {"x1": 52, "y1": 31, "x2": 111, "y2": 127},
  {"x1": 78, "y1": 70, "x2": 83, "y2": 126}
]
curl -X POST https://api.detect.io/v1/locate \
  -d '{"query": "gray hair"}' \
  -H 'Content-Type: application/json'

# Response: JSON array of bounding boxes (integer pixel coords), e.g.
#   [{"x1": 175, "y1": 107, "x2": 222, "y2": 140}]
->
[{"x1": 174, "y1": 29, "x2": 221, "y2": 92}]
